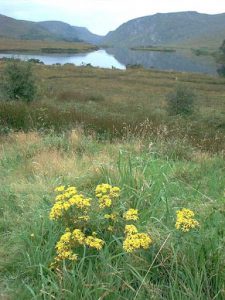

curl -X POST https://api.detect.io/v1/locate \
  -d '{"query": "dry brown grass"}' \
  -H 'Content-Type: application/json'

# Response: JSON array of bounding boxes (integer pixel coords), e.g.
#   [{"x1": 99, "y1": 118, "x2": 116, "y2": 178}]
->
[
  {"x1": 31, "y1": 149, "x2": 77, "y2": 177},
  {"x1": 192, "y1": 150, "x2": 213, "y2": 163},
  {"x1": 9, "y1": 131, "x2": 41, "y2": 145},
  {"x1": 13, "y1": 130, "x2": 116, "y2": 181}
]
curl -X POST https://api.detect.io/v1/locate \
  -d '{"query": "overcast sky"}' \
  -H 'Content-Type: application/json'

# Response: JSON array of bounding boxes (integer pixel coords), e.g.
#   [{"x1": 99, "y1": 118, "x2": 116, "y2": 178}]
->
[{"x1": 1, "y1": 0, "x2": 225, "y2": 35}]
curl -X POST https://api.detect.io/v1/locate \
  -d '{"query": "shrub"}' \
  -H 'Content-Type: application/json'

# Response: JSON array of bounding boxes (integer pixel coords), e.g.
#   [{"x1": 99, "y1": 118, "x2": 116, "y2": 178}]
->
[
  {"x1": 0, "y1": 61, "x2": 37, "y2": 102},
  {"x1": 217, "y1": 65, "x2": 225, "y2": 77},
  {"x1": 166, "y1": 84, "x2": 196, "y2": 116}
]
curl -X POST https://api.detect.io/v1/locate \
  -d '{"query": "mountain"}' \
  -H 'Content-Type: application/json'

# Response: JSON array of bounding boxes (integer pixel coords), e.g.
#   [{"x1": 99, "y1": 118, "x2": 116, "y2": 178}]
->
[
  {"x1": 38, "y1": 21, "x2": 102, "y2": 44},
  {"x1": 0, "y1": 14, "x2": 53, "y2": 40},
  {"x1": 101, "y1": 11, "x2": 225, "y2": 48},
  {"x1": 0, "y1": 14, "x2": 102, "y2": 44},
  {"x1": 1, "y1": 12, "x2": 225, "y2": 48}
]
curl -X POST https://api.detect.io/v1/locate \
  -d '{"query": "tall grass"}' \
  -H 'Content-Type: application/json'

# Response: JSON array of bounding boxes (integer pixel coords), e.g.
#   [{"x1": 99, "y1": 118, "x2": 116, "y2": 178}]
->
[
  {"x1": 0, "y1": 131, "x2": 225, "y2": 299},
  {"x1": 0, "y1": 62, "x2": 225, "y2": 153},
  {"x1": 0, "y1": 101, "x2": 225, "y2": 153}
]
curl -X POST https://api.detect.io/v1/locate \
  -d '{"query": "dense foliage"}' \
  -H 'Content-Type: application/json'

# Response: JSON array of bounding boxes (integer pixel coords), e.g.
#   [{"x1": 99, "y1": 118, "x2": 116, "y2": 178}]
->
[
  {"x1": 166, "y1": 84, "x2": 196, "y2": 115},
  {"x1": 1, "y1": 61, "x2": 36, "y2": 102}
]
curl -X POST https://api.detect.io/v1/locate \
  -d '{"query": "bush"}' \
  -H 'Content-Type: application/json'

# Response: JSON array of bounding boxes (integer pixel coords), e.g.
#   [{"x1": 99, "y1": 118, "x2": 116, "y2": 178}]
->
[
  {"x1": 217, "y1": 65, "x2": 225, "y2": 77},
  {"x1": 0, "y1": 61, "x2": 37, "y2": 102},
  {"x1": 166, "y1": 84, "x2": 196, "y2": 116}
]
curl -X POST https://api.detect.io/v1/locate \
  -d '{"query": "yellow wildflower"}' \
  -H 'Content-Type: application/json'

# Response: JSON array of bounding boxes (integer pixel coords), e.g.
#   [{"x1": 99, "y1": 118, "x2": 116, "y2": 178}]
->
[
  {"x1": 85, "y1": 235, "x2": 105, "y2": 250},
  {"x1": 78, "y1": 215, "x2": 90, "y2": 221},
  {"x1": 124, "y1": 224, "x2": 138, "y2": 235},
  {"x1": 175, "y1": 208, "x2": 199, "y2": 232},
  {"x1": 110, "y1": 186, "x2": 121, "y2": 198},
  {"x1": 104, "y1": 213, "x2": 117, "y2": 221},
  {"x1": 107, "y1": 225, "x2": 113, "y2": 232},
  {"x1": 123, "y1": 233, "x2": 152, "y2": 253},
  {"x1": 72, "y1": 229, "x2": 85, "y2": 245},
  {"x1": 98, "y1": 195, "x2": 112, "y2": 208},
  {"x1": 54, "y1": 185, "x2": 65, "y2": 192},
  {"x1": 55, "y1": 250, "x2": 78, "y2": 261},
  {"x1": 64, "y1": 191, "x2": 77, "y2": 199},
  {"x1": 50, "y1": 193, "x2": 91, "y2": 220},
  {"x1": 65, "y1": 186, "x2": 77, "y2": 194},
  {"x1": 95, "y1": 183, "x2": 112, "y2": 197},
  {"x1": 55, "y1": 194, "x2": 66, "y2": 202},
  {"x1": 56, "y1": 231, "x2": 72, "y2": 246},
  {"x1": 123, "y1": 209, "x2": 139, "y2": 221},
  {"x1": 69, "y1": 194, "x2": 91, "y2": 209},
  {"x1": 95, "y1": 184, "x2": 120, "y2": 199},
  {"x1": 49, "y1": 201, "x2": 65, "y2": 220},
  {"x1": 54, "y1": 230, "x2": 79, "y2": 262}
]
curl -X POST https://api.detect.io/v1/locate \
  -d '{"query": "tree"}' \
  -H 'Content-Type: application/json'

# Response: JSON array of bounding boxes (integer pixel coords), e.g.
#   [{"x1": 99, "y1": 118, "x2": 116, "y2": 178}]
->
[
  {"x1": 166, "y1": 84, "x2": 196, "y2": 116},
  {"x1": 217, "y1": 39, "x2": 225, "y2": 77},
  {"x1": 1, "y1": 60, "x2": 37, "y2": 102}
]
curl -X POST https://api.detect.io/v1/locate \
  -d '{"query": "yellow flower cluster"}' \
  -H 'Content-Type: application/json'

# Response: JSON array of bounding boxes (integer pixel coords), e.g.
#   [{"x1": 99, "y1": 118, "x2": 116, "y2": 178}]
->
[
  {"x1": 78, "y1": 215, "x2": 90, "y2": 221},
  {"x1": 54, "y1": 185, "x2": 65, "y2": 192},
  {"x1": 123, "y1": 230, "x2": 152, "y2": 253},
  {"x1": 104, "y1": 213, "x2": 117, "y2": 221},
  {"x1": 122, "y1": 208, "x2": 152, "y2": 252},
  {"x1": 124, "y1": 224, "x2": 138, "y2": 235},
  {"x1": 49, "y1": 184, "x2": 154, "y2": 267},
  {"x1": 123, "y1": 208, "x2": 139, "y2": 221},
  {"x1": 49, "y1": 186, "x2": 91, "y2": 220},
  {"x1": 175, "y1": 208, "x2": 199, "y2": 232},
  {"x1": 98, "y1": 196, "x2": 112, "y2": 209},
  {"x1": 85, "y1": 235, "x2": 105, "y2": 250},
  {"x1": 95, "y1": 184, "x2": 120, "y2": 209},
  {"x1": 72, "y1": 229, "x2": 85, "y2": 245},
  {"x1": 54, "y1": 228, "x2": 104, "y2": 263},
  {"x1": 69, "y1": 194, "x2": 91, "y2": 209},
  {"x1": 55, "y1": 230, "x2": 78, "y2": 262}
]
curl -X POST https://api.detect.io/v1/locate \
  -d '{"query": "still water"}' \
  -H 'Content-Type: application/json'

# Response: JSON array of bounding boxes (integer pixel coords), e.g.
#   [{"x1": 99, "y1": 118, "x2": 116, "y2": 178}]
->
[{"x1": 0, "y1": 48, "x2": 218, "y2": 75}]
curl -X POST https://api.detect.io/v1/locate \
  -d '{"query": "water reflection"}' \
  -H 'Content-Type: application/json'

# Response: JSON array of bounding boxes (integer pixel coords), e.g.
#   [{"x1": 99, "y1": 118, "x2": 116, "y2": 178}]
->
[
  {"x1": 105, "y1": 48, "x2": 218, "y2": 75},
  {"x1": 0, "y1": 50, "x2": 125, "y2": 69},
  {"x1": 0, "y1": 47, "x2": 218, "y2": 75}
]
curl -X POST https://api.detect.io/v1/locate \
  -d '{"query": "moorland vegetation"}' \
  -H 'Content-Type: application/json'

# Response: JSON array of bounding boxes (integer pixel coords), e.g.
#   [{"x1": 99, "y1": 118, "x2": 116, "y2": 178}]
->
[{"x1": 0, "y1": 55, "x2": 225, "y2": 299}]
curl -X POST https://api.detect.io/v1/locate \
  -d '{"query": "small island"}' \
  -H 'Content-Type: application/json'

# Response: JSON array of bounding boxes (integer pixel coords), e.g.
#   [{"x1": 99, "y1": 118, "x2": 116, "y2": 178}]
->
[{"x1": 131, "y1": 46, "x2": 176, "y2": 52}]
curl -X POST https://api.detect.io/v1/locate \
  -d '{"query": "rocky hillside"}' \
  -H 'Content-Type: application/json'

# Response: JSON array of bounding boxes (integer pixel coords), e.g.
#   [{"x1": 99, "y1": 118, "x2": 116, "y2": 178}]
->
[{"x1": 101, "y1": 11, "x2": 225, "y2": 48}]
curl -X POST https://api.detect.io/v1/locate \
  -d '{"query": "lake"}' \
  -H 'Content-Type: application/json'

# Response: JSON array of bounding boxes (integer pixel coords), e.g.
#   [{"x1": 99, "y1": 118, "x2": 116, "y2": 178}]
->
[{"x1": 0, "y1": 48, "x2": 219, "y2": 75}]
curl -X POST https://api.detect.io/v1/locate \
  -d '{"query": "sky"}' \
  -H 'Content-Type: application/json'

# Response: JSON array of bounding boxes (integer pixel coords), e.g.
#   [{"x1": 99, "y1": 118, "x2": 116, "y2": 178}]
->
[{"x1": 1, "y1": 0, "x2": 225, "y2": 35}]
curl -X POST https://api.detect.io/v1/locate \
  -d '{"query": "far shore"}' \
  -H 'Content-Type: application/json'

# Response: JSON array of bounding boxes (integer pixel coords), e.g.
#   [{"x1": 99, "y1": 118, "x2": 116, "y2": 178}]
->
[{"x1": 0, "y1": 38, "x2": 98, "y2": 54}]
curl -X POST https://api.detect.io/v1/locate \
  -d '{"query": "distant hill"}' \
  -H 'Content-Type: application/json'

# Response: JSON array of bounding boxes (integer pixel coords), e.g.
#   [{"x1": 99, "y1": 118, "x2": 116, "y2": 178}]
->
[
  {"x1": 101, "y1": 11, "x2": 225, "y2": 48},
  {"x1": 0, "y1": 14, "x2": 53, "y2": 40},
  {"x1": 38, "y1": 21, "x2": 102, "y2": 44},
  {"x1": 0, "y1": 14, "x2": 102, "y2": 44}
]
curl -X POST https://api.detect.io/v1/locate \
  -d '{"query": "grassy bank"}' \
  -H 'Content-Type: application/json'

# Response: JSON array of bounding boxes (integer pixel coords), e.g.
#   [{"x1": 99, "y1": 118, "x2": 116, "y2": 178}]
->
[{"x1": 0, "y1": 38, "x2": 98, "y2": 53}]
